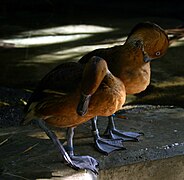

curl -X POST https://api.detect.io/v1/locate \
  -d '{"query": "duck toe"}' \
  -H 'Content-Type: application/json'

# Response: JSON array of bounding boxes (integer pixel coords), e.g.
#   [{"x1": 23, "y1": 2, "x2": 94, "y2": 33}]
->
[
  {"x1": 94, "y1": 136, "x2": 126, "y2": 154},
  {"x1": 69, "y1": 155, "x2": 99, "y2": 174},
  {"x1": 107, "y1": 128, "x2": 143, "y2": 141}
]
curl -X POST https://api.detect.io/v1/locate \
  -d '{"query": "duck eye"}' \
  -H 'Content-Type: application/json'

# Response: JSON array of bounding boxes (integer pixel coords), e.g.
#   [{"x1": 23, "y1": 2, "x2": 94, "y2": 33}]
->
[{"x1": 155, "y1": 51, "x2": 161, "y2": 56}]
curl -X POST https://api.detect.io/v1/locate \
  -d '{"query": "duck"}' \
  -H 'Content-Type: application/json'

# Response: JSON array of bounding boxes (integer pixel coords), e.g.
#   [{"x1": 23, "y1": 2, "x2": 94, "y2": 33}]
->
[
  {"x1": 22, "y1": 56, "x2": 126, "y2": 174},
  {"x1": 79, "y1": 22, "x2": 169, "y2": 154}
]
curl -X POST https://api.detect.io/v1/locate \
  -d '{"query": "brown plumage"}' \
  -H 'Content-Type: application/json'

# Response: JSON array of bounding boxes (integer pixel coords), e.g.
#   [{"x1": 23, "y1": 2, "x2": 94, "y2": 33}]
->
[
  {"x1": 79, "y1": 22, "x2": 169, "y2": 154},
  {"x1": 80, "y1": 22, "x2": 169, "y2": 95},
  {"x1": 22, "y1": 56, "x2": 126, "y2": 173},
  {"x1": 24, "y1": 57, "x2": 126, "y2": 127}
]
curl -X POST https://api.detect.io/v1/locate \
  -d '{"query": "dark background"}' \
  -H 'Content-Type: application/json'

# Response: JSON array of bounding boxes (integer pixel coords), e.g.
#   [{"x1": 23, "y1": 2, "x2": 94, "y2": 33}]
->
[{"x1": 0, "y1": 0, "x2": 184, "y2": 37}]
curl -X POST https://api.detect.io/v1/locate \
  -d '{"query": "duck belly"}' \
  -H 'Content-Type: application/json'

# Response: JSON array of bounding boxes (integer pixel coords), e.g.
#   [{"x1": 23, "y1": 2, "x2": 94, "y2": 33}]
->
[
  {"x1": 25, "y1": 81, "x2": 126, "y2": 128},
  {"x1": 123, "y1": 66, "x2": 151, "y2": 94}
]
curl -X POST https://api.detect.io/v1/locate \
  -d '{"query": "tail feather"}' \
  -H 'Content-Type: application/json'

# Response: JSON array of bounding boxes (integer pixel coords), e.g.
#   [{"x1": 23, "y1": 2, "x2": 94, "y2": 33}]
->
[{"x1": 21, "y1": 103, "x2": 38, "y2": 125}]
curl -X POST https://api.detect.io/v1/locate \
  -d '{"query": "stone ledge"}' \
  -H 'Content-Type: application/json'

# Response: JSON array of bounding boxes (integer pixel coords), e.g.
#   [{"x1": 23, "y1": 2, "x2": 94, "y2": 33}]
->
[
  {"x1": 0, "y1": 105, "x2": 184, "y2": 179},
  {"x1": 100, "y1": 155, "x2": 184, "y2": 180}
]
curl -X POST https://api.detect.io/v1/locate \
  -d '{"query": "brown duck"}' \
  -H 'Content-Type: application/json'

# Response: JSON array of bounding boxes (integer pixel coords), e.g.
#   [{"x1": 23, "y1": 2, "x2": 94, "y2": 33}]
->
[
  {"x1": 23, "y1": 56, "x2": 126, "y2": 173},
  {"x1": 79, "y1": 22, "x2": 169, "y2": 153}
]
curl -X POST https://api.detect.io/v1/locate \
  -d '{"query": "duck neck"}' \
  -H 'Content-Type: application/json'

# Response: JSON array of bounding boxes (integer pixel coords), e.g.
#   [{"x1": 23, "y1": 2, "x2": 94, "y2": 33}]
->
[
  {"x1": 107, "y1": 43, "x2": 146, "y2": 80},
  {"x1": 81, "y1": 56, "x2": 108, "y2": 96},
  {"x1": 77, "y1": 56, "x2": 108, "y2": 116}
]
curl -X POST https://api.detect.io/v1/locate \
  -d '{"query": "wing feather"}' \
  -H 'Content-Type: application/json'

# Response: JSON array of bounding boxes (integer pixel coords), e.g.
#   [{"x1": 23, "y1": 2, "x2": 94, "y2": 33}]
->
[{"x1": 25, "y1": 62, "x2": 83, "y2": 110}]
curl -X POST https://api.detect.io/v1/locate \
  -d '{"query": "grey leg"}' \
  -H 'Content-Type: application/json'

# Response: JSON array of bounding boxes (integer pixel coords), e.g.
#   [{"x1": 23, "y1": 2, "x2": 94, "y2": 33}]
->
[
  {"x1": 37, "y1": 119, "x2": 77, "y2": 169},
  {"x1": 37, "y1": 119, "x2": 98, "y2": 174},
  {"x1": 91, "y1": 116, "x2": 125, "y2": 155},
  {"x1": 105, "y1": 115, "x2": 142, "y2": 141},
  {"x1": 65, "y1": 127, "x2": 99, "y2": 174}
]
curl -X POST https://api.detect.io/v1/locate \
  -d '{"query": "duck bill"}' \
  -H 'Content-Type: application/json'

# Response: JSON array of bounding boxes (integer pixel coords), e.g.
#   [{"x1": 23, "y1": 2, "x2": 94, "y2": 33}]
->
[
  {"x1": 143, "y1": 54, "x2": 153, "y2": 63},
  {"x1": 77, "y1": 94, "x2": 91, "y2": 116}
]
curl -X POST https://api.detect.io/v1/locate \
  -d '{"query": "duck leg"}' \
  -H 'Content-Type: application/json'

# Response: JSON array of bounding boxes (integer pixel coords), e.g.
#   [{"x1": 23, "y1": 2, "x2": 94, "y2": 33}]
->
[
  {"x1": 104, "y1": 115, "x2": 142, "y2": 141},
  {"x1": 65, "y1": 127, "x2": 99, "y2": 174},
  {"x1": 37, "y1": 119, "x2": 98, "y2": 174},
  {"x1": 37, "y1": 119, "x2": 77, "y2": 169},
  {"x1": 91, "y1": 116, "x2": 125, "y2": 155}
]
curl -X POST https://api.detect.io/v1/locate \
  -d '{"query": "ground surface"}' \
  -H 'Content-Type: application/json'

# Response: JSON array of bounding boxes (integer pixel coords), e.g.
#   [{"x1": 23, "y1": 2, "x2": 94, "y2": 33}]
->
[{"x1": 0, "y1": 105, "x2": 184, "y2": 179}]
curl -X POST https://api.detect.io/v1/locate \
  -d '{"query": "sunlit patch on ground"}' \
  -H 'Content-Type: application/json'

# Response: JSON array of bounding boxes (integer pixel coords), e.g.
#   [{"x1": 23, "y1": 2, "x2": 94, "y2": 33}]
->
[
  {"x1": 169, "y1": 39, "x2": 184, "y2": 47},
  {"x1": 1, "y1": 25, "x2": 116, "y2": 48},
  {"x1": 0, "y1": 18, "x2": 183, "y2": 95},
  {"x1": 2, "y1": 34, "x2": 92, "y2": 48},
  {"x1": 21, "y1": 37, "x2": 127, "y2": 64}
]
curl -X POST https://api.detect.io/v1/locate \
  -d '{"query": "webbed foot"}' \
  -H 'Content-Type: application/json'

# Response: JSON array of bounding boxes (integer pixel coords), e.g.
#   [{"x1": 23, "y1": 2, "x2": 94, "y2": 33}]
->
[
  {"x1": 69, "y1": 155, "x2": 99, "y2": 174},
  {"x1": 105, "y1": 115, "x2": 143, "y2": 141},
  {"x1": 94, "y1": 134, "x2": 126, "y2": 154},
  {"x1": 91, "y1": 116, "x2": 126, "y2": 154},
  {"x1": 105, "y1": 128, "x2": 143, "y2": 141}
]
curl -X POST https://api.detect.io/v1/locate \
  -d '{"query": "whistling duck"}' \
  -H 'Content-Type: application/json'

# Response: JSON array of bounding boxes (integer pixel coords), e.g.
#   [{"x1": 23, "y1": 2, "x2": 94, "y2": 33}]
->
[
  {"x1": 22, "y1": 56, "x2": 126, "y2": 173},
  {"x1": 79, "y1": 22, "x2": 169, "y2": 154}
]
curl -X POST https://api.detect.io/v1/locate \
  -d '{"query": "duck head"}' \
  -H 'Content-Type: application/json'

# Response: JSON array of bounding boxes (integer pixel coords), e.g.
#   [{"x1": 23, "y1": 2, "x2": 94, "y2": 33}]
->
[
  {"x1": 126, "y1": 22, "x2": 169, "y2": 63},
  {"x1": 77, "y1": 56, "x2": 109, "y2": 116}
]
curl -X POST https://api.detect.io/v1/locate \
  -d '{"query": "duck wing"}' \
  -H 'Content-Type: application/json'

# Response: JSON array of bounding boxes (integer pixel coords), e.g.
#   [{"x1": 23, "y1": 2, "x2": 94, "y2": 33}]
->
[
  {"x1": 79, "y1": 48, "x2": 107, "y2": 64},
  {"x1": 26, "y1": 62, "x2": 83, "y2": 110}
]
